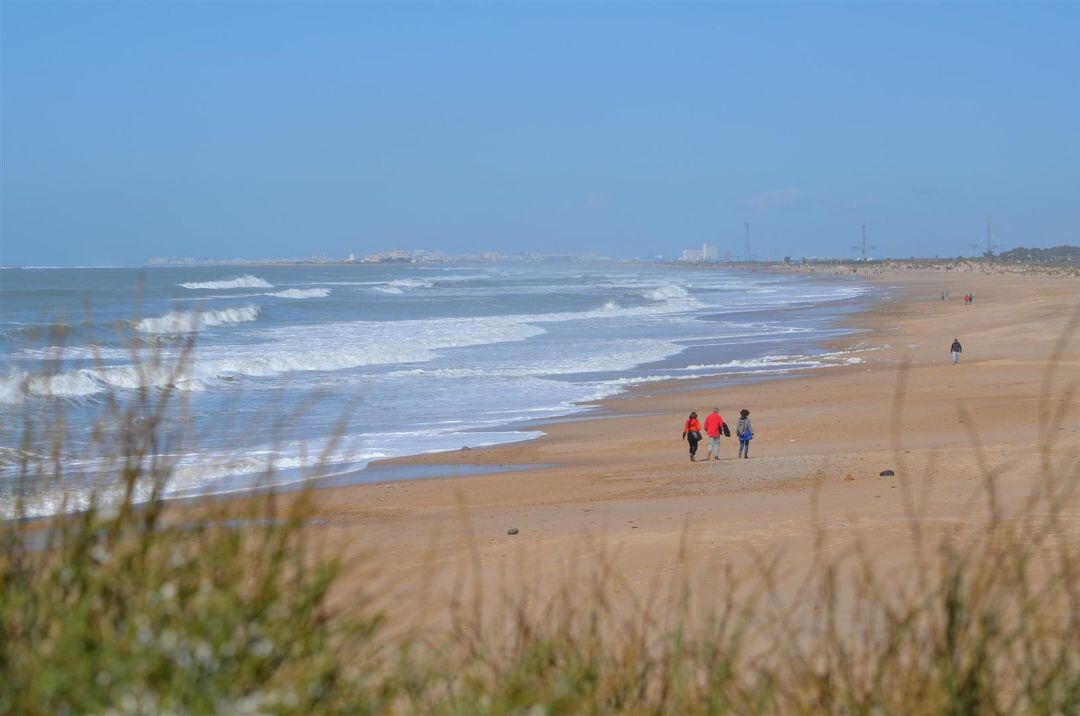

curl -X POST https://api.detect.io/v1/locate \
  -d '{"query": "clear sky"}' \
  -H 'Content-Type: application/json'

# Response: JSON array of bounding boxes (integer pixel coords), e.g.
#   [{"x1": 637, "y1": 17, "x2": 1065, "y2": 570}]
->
[{"x1": 2, "y1": 2, "x2": 1078, "y2": 265}]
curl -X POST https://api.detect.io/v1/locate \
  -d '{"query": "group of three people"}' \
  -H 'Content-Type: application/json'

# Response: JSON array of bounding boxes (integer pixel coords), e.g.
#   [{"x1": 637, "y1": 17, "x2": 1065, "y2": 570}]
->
[{"x1": 681, "y1": 407, "x2": 753, "y2": 462}]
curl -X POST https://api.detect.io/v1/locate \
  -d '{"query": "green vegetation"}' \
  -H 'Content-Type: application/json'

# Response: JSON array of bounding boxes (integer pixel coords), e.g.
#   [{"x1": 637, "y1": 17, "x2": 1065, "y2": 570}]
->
[{"x1": 1, "y1": 338, "x2": 1077, "y2": 715}]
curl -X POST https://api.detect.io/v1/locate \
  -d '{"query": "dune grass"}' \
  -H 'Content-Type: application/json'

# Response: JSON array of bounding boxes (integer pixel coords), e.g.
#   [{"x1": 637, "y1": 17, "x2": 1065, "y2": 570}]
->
[{"x1": 1, "y1": 321, "x2": 1077, "y2": 715}]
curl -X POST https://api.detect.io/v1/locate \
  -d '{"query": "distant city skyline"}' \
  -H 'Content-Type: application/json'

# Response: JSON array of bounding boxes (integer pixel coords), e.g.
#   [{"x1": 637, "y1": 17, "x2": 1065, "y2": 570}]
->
[{"x1": 2, "y1": 3, "x2": 1078, "y2": 266}]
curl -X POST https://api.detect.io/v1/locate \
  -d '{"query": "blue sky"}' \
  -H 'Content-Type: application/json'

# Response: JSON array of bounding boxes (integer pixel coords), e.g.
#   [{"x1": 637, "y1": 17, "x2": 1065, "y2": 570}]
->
[{"x1": 2, "y1": 2, "x2": 1078, "y2": 265}]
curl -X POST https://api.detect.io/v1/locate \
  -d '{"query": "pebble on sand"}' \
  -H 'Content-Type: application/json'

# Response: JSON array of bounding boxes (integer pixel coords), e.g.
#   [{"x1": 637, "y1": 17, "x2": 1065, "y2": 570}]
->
[
  {"x1": 507, "y1": 528, "x2": 519, "y2": 535},
  {"x1": 879, "y1": 469, "x2": 896, "y2": 477}
]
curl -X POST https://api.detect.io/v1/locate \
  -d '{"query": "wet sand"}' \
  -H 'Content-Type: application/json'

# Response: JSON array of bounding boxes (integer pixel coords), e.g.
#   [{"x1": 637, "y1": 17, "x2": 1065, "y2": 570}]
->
[{"x1": 300, "y1": 269, "x2": 1080, "y2": 620}]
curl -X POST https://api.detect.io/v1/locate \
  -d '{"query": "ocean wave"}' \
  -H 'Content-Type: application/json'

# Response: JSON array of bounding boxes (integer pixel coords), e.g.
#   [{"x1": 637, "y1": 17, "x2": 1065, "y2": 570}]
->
[
  {"x1": 135, "y1": 305, "x2": 261, "y2": 334},
  {"x1": 0, "y1": 363, "x2": 204, "y2": 404},
  {"x1": 384, "y1": 339, "x2": 683, "y2": 380},
  {"x1": 179, "y1": 275, "x2": 272, "y2": 290},
  {"x1": 267, "y1": 288, "x2": 331, "y2": 299},
  {"x1": 679, "y1": 349, "x2": 871, "y2": 372},
  {"x1": 0, "y1": 296, "x2": 704, "y2": 403},
  {"x1": 368, "y1": 275, "x2": 493, "y2": 294},
  {"x1": 192, "y1": 287, "x2": 332, "y2": 301},
  {"x1": 0, "y1": 315, "x2": 548, "y2": 403},
  {"x1": 641, "y1": 284, "x2": 690, "y2": 301}
]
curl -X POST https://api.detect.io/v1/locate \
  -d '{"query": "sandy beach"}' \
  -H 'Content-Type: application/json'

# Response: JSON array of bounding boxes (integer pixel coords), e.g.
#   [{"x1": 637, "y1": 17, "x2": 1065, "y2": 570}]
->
[{"x1": 294, "y1": 268, "x2": 1079, "y2": 622}]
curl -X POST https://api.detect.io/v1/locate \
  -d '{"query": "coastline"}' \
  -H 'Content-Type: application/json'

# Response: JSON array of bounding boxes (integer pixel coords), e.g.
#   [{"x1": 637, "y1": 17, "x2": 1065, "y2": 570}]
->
[
  {"x1": 294, "y1": 267, "x2": 1079, "y2": 619},
  {"x1": 347, "y1": 272, "x2": 873, "y2": 472}
]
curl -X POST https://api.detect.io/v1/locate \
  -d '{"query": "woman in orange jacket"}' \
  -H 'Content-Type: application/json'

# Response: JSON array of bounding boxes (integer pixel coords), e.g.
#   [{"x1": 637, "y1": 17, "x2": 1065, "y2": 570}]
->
[{"x1": 682, "y1": 411, "x2": 702, "y2": 461}]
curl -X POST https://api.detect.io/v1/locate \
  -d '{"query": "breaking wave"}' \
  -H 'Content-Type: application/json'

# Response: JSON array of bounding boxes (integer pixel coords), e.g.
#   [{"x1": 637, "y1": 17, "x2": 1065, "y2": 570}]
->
[
  {"x1": 641, "y1": 284, "x2": 690, "y2": 301},
  {"x1": 268, "y1": 288, "x2": 331, "y2": 299},
  {"x1": 136, "y1": 305, "x2": 261, "y2": 334},
  {"x1": 369, "y1": 275, "x2": 482, "y2": 294},
  {"x1": 179, "y1": 275, "x2": 272, "y2": 290}
]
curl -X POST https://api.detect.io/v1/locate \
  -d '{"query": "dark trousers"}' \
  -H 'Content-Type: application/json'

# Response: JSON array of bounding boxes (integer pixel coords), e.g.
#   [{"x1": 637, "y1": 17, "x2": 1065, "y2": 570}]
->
[{"x1": 688, "y1": 436, "x2": 699, "y2": 457}]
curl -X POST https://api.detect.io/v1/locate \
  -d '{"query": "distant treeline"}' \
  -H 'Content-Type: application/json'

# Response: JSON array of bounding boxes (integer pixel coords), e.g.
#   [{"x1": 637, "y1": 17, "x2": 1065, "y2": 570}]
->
[{"x1": 997, "y1": 245, "x2": 1079, "y2": 264}]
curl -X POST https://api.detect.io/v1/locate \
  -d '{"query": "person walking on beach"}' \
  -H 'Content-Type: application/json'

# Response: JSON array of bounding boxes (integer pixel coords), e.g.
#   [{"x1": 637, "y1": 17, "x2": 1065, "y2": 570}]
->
[
  {"x1": 682, "y1": 412, "x2": 702, "y2": 461},
  {"x1": 951, "y1": 338, "x2": 963, "y2": 365},
  {"x1": 736, "y1": 409, "x2": 754, "y2": 458},
  {"x1": 703, "y1": 408, "x2": 726, "y2": 461}
]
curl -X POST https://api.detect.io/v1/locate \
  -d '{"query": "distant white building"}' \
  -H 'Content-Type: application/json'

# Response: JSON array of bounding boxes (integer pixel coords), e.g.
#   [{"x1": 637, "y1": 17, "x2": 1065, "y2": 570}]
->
[{"x1": 681, "y1": 243, "x2": 717, "y2": 262}]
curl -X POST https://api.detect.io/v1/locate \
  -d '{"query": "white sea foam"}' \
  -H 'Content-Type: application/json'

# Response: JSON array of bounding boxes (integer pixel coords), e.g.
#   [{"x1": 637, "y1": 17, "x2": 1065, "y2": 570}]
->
[
  {"x1": 642, "y1": 284, "x2": 690, "y2": 301},
  {"x1": 179, "y1": 275, "x2": 273, "y2": 290},
  {"x1": 1, "y1": 292, "x2": 707, "y2": 404},
  {"x1": 368, "y1": 275, "x2": 493, "y2": 294},
  {"x1": 0, "y1": 314, "x2": 549, "y2": 402},
  {"x1": 370, "y1": 277, "x2": 435, "y2": 293},
  {"x1": 195, "y1": 287, "x2": 332, "y2": 300},
  {"x1": 385, "y1": 339, "x2": 682, "y2": 380},
  {"x1": 0, "y1": 363, "x2": 203, "y2": 404},
  {"x1": 267, "y1": 288, "x2": 331, "y2": 299},
  {"x1": 135, "y1": 305, "x2": 261, "y2": 333},
  {"x1": 679, "y1": 348, "x2": 873, "y2": 372}
]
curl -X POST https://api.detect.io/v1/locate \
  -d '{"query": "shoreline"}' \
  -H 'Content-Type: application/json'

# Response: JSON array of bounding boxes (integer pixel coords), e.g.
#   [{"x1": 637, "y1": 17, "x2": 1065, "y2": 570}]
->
[
  {"x1": 346, "y1": 270, "x2": 882, "y2": 485},
  {"x1": 295, "y1": 267, "x2": 1078, "y2": 618},
  {"x1": 329, "y1": 270, "x2": 876, "y2": 483}
]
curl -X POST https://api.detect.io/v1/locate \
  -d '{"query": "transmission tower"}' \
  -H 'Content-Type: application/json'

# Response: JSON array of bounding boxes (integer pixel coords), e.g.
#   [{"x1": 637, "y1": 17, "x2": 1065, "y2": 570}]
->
[
  {"x1": 744, "y1": 222, "x2": 755, "y2": 262},
  {"x1": 969, "y1": 219, "x2": 999, "y2": 258},
  {"x1": 851, "y1": 224, "x2": 877, "y2": 260}
]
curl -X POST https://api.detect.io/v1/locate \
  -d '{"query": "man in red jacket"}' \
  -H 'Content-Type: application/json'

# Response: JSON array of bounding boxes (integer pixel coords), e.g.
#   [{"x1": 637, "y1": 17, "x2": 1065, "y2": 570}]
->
[{"x1": 703, "y1": 408, "x2": 726, "y2": 461}]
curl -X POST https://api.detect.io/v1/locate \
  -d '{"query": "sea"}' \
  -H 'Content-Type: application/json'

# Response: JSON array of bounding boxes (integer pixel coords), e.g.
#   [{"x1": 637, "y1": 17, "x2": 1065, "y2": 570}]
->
[{"x1": 0, "y1": 262, "x2": 872, "y2": 516}]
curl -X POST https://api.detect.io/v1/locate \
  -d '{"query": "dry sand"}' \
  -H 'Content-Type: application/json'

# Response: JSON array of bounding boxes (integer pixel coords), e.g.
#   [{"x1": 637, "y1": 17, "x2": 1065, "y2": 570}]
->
[{"x1": 301, "y1": 269, "x2": 1079, "y2": 621}]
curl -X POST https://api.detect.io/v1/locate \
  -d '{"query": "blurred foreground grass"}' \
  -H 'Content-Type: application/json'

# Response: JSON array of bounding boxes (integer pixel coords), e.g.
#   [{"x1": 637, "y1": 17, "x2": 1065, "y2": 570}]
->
[{"x1": 1, "y1": 327, "x2": 1077, "y2": 715}]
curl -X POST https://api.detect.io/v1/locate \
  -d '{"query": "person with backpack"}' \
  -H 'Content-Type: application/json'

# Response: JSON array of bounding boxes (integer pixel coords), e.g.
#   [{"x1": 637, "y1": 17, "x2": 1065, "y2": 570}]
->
[
  {"x1": 682, "y1": 411, "x2": 702, "y2": 461},
  {"x1": 950, "y1": 338, "x2": 963, "y2": 365},
  {"x1": 703, "y1": 408, "x2": 727, "y2": 461},
  {"x1": 736, "y1": 409, "x2": 754, "y2": 459}
]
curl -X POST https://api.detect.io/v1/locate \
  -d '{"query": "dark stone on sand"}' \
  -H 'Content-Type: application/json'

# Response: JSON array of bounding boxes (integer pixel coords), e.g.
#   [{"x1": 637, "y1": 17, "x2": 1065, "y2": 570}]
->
[
  {"x1": 460, "y1": 446, "x2": 471, "y2": 452},
  {"x1": 879, "y1": 469, "x2": 895, "y2": 477},
  {"x1": 507, "y1": 527, "x2": 519, "y2": 535}
]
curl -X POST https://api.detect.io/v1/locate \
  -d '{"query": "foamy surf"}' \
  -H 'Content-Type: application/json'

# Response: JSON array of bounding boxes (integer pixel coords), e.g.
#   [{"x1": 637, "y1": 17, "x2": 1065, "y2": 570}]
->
[
  {"x1": 642, "y1": 284, "x2": 690, "y2": 301},
  {"x1": 179, "y1": 275, "x2": 272, "y2": 290},
  {"x1": 268, "y1": 288, "x2": 331, "y2": 299},
  {"x1": 136, "y1": 305, "x2": 261, "y2": 333},
  {"x1": 2, "y1": 263, "x2": 871, "y2": 516}
]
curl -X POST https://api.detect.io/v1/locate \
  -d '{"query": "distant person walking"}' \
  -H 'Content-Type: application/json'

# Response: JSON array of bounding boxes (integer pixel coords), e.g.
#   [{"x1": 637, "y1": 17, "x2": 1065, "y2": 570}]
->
[
  {"x1": 951, "y1": 338, "x2": 963, "y2": 365},
  {"x1": 682, "y1": 412, "x2": 702, "y2": 461},
  {"x1": 703, "y1": 408, "x2": 726, "y2": 461},
  {"x1": 736, "y1": 409, "x2": 754, "y2": 458}
]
